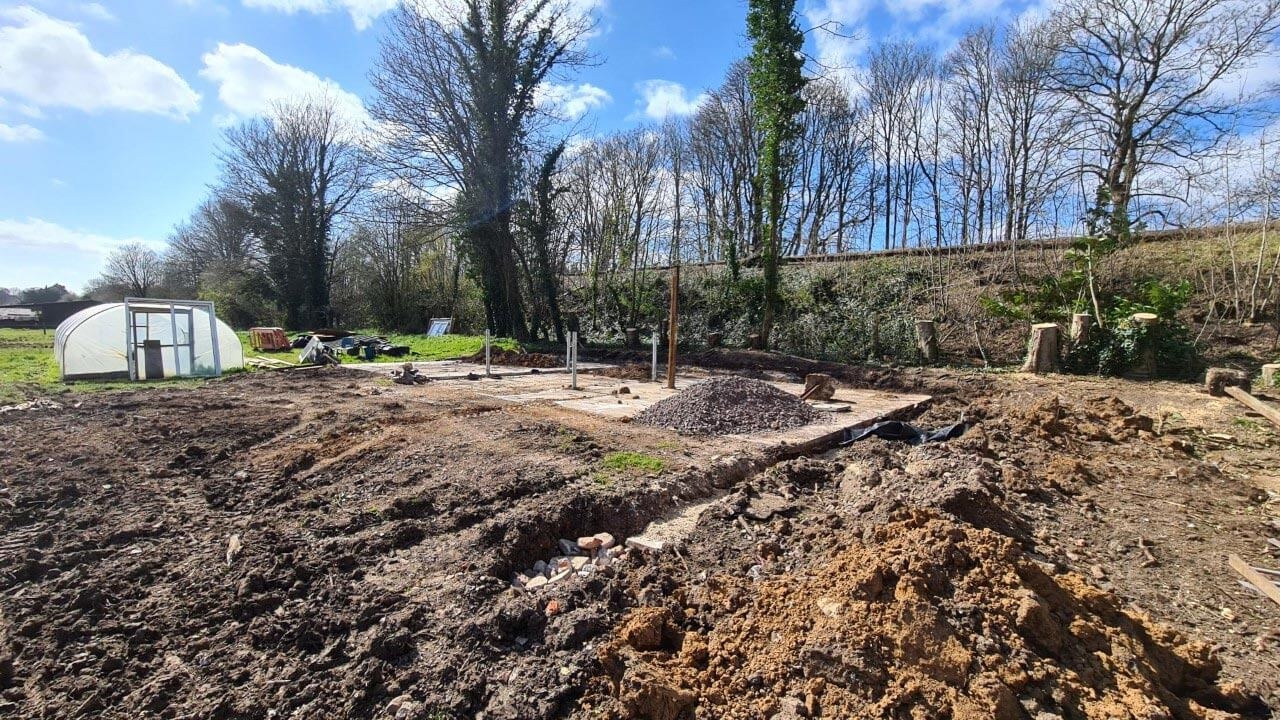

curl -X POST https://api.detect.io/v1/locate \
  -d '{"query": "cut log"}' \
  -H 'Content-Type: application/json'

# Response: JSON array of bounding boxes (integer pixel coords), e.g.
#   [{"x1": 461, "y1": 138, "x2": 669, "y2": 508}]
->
[
  {"x1": 915, "y1": 320, "x2": 938, "y2": 364},
  {"x1": 1262, "y1": 363, "x2": 1280, "y2": 388},
  {"x1": 1229, "y1": 554, "x2": 1280, "y2": 609},
  {"x1": 1205, "y1": 367, "x2": 1251, "y2": 397},
  {"x1": 800, "y1": 373, "x2": 836, "y2": 401},
  {"x1": 1223, "y1": 385, "x2": 1280, "y2": 430},
  {"x1": 1021, "y1": 323, "x2": 1060, "y2": 374},
  {"x1": 1070, "y1": 313, "x2": 1092, "y2": 344}
]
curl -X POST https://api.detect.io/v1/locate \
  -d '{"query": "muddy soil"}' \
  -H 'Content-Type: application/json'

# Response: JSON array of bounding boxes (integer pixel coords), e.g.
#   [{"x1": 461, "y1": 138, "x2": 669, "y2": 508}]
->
[
  {"x1": 1, "y1": 364, "x2": 1278, "y2": 719},
  {"x1": 582, "y1": 376, "x2": 1280, "y2": 719},
  {"x1": 0, "y1": 368, "x2": 772, "y2": 719}
]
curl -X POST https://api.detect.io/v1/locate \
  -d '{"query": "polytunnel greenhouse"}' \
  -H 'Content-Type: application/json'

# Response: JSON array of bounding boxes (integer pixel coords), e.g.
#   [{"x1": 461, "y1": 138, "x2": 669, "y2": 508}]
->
[{"x1": 54, "y1": 299, "x2": 244, "y2": 381}]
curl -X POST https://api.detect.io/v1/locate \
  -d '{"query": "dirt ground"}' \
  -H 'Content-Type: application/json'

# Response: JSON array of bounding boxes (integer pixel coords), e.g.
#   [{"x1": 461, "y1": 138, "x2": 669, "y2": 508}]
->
[{"x1": 1, "y1": 360, "x2": 1277, "y2": 719}]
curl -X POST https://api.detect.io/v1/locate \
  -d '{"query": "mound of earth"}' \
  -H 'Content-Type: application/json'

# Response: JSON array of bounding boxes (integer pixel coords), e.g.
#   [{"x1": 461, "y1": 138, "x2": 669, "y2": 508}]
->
[
  {"x1": 583, "y1": 513, "x2": 1260, "y2": 720},
  {"x1": 465, "y1": 347, "x2": 563, "y2": 368},
  {"x1": 635, "y1": 377, "x2": 820, "y2": 435}
]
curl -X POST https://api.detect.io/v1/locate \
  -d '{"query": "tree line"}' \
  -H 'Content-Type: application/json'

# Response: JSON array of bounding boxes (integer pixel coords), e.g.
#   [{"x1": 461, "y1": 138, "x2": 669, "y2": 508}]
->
[{"x1": 86, "y1": 0, "x2": 1280, "y2": 345}]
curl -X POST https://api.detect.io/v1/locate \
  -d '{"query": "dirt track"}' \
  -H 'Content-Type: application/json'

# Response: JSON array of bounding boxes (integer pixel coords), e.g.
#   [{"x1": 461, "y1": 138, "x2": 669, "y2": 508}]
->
[{"x1": 1, "y1": 364, "x2": 1278, "y2": 718}]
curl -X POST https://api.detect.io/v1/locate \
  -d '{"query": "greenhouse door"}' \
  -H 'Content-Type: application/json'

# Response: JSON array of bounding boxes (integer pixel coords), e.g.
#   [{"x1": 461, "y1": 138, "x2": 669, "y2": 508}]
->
[{"x1": 127, "y1": 306, "x2": 195, "y2": 380}]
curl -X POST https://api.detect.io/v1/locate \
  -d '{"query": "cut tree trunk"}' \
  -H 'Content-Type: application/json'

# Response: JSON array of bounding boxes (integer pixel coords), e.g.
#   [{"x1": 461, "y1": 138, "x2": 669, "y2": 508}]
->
[
  {"x1": 1205, "y1": 367, "x2": 1251, "y2": 397},
  {"x1": 1130, "y1": 313, "x2": 1159, "y2": 378},
  {"x1": 800, "y1": 373, "x2": 836, "y2": 401},
  {"x1": 1262, "y1": 363, "x2": 1279, "y2": 388},
  {"x1": 1021, "y1": 323, "x2": 1059, "y2": 374},
  {"x1": 915, "y1": 320, "x2": 938, "y2": 365},
  {"x1": 1070, "y1": 313, "x2": 1092, "y2": 345}
]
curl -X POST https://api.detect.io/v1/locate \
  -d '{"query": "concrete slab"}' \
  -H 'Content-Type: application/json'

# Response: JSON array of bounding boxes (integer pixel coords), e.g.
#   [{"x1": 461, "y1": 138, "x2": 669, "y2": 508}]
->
[
  {"x1": 342, "y1": 359, "x2": 612, "y2": 380},
  {"x1": 413, "y1": 372, "x2": 931, "y2": 452},
  {"x1": 551, "y1": 377, "x2": 930, "y2": 449}
]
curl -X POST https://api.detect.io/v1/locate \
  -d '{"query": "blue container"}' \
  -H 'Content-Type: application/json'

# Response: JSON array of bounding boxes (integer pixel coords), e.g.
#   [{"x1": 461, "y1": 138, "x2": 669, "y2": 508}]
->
[{"x1": 362, "y1": 345, "x2": 377, "y2": 361}]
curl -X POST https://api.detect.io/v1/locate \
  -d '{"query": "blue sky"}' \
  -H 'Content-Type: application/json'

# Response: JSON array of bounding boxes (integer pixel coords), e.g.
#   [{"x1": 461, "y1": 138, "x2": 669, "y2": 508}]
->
[{"x1": 0, "y1": 0, "x2": 1048, "y2": 292}]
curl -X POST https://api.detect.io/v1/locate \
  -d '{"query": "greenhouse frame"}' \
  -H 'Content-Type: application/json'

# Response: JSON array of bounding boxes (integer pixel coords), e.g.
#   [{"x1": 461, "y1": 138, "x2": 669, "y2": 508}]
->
[{"x1": 54, "y1": 299, "x2": 244, "y2": 381}]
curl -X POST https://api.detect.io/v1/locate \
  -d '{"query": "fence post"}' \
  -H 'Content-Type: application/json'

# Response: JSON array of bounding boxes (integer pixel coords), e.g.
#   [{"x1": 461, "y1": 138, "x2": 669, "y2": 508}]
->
[
  {"x1": 570, "y1": 331, "x2": 579, "y2": 390},
  {"x1": 484, "y1": 329, "x2": 491, "y2": 376},
  {"x1": 651, "y1": 332, "x2": 659, "y2": 382}
]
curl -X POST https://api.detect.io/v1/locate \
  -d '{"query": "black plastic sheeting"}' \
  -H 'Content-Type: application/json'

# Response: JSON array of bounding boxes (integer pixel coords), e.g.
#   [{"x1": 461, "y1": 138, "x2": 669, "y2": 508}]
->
[{"x1": 840, "y1": 420, "x2": 970, "y2": 446}]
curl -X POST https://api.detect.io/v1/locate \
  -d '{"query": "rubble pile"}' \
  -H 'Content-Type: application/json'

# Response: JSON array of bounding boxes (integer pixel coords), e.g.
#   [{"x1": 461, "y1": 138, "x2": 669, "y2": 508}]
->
[
  {"x1": 635, "y1": 377, "x2": 820, "y2": 435},
  {"x1": 512, "y1": 533, "x2": 626, "y2": 590}
]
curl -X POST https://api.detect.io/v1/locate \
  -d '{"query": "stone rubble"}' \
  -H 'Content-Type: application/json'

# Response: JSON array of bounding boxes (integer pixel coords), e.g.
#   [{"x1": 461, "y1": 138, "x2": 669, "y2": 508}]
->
[
  {"x1": 635, "y1": 376, "x2": 820, "y2": 435},
  {"x1": 512, "y1": 532, "x2": 623, "y2": 590}
]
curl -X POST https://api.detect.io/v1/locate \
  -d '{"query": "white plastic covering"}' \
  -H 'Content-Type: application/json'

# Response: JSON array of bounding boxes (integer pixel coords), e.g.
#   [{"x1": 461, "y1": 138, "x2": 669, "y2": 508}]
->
[{"x1": 54, "y1": 302, "x2": 243, "y2": 381}]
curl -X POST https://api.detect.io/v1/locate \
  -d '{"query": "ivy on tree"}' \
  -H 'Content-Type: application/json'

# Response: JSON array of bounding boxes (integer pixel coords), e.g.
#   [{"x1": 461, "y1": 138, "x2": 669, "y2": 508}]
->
[{"x1": 746, "y1": 0, "x2": 806, "y2": 348}]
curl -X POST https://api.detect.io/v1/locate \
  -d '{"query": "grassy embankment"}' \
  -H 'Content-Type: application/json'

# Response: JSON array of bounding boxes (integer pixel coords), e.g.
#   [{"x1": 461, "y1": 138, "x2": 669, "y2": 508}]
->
[{"x1": 0, "y1": 328, "x2": 518, "y2": 405}]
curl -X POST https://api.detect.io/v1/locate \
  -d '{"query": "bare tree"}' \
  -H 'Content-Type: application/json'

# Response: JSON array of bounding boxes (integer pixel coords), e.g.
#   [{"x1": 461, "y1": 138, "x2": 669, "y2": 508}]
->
[
  {"x1": 863, "y1": 41, "x2": 934, "y2": 249},
  {"x1": 371, "y1": 0, "x2": 591, "y2": 339},
  {"x1": 220, "y1": 95, "x2": 368, "y2": 328},
  {"x1": 995, "y1": 19, "x2": 1073, "y2": 253},
  {"x1": 98, "y1": 242, "x2": 163, "y2": 298},
  {"x1": 1049, "y1": 0, "x2": 1280, "y2": 229},
  {"x1": 164, "y1": 195, "x2": 260, "y2": 296}
]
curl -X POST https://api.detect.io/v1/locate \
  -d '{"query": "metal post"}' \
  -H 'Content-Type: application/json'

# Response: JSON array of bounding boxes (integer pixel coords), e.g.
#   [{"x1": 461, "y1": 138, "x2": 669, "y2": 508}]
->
[
  {"x1": 666, "y1": 265, "x2": 679, "y2": 389},
  {"x1": 207, "y1": 302, "x2": 222, "y2": 377},
  {"x1": 124, "y1": 298, "x2": 135, "y2": 381},
  {"x1": 169, "y1": 304, "x2": 180, "y2": 378},
  {"x1": 570, "y1": 331, "x2": 579, "y2": 390},
  {"x1": 651, "y1": 332, "x2": 658, "y2": 382},
  {"x1": 484, "y1": 329, "x2": 491, "y2": 376}
]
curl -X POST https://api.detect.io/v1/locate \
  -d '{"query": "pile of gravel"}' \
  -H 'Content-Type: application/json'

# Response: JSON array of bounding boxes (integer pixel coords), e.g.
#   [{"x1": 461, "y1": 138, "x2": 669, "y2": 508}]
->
[{"x1": 635, "y1": 376, "x2": 821, "y2": 435}]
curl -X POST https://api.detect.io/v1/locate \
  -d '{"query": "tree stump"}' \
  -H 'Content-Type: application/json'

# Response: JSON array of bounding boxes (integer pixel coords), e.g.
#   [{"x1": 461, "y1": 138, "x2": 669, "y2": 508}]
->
[
  {"x1": 1130, "y1": 312, "x2": 1160, "y2": 378},
  {"x1": 1021, "y1": 323, "x2": 1060, "y2": 373},
  {"x1": 915, "y1": 320, "x2": 938, "y2": 364},
  {"x1": 707, "y1": 331, "x2": 723, "y2": 348},
  {"x1": 1262, "y1": 363, "x2": 1280, "y2": 388},
  {"x1": 1205, "y1": 367, "x2": 1250, "y2": 397},
  {"x1": 1070, "y1": 313, "x2": 1092, "y2": 345},
  {"x1": 800, "y1": 373, "x2": 836, "y2": 401},
  {"x1": 625, "y1": 327, "x2": 639, "y2": 349},
  {"x1": 747, "y1": 333, "x2": 763, "y2": 350}
]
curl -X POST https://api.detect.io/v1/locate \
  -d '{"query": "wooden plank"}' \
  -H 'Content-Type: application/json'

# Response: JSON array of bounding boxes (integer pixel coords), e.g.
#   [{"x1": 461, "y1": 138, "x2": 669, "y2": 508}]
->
[
  {"x1": 1224, "y1": 386, "x2": 1280, "y2": 429},
  {"x1": 1229, "y1": 554, "x2": 1280, "y2": 609}
]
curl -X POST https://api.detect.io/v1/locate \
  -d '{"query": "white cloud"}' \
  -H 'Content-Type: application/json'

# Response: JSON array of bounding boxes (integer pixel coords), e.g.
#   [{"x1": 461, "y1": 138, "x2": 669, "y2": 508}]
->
[
  {"x1": 0, "y1": 217, "x2": 164, "y2": 289},
  {"x1": 200, "y1": 42, "x2": 372, "y2": 129},
  {"x1": 804, "y1": 0, "x2": 870, "y2": 83},
  {"x1": 77, "y1": 2, "x2": 114, "y2": 20},
  {"x1": 241, "y1": 0, "x2": 399, "y2": 30},
  {"x1": 537, "y1": 82, "x2": 611, "y2": 120},
  {"x1": 0, "y1": 218, "x2": 163, "y2": 254},
  {"x1": 241, "y1": 0, "x2": 607, "y2": 32},
  {"x1": 1212, "y1": 50, "x2": 1280, "y2": 102},
  {"x1": 636, "y1": 80, "x2": 707, "y2": 121},
  {"x1": 0, "y1": 122, "x2": 44, "y2": 142},
  {"x1": 0, "y1": 7, "x2": 199, "y2": 118},
  {"x1": 652, "y1": 45, "x2": 676, "y2": 61}
]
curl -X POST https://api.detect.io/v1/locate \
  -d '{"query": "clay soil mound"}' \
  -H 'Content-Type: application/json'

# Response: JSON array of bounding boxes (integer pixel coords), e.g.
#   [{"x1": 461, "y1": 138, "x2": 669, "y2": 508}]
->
[
  {"x1": 586, "y1": 513, "x2": 1259, "y2": 720},
  {"x1": 635, "y1": 377, "x2": 820, "y2": 436}
]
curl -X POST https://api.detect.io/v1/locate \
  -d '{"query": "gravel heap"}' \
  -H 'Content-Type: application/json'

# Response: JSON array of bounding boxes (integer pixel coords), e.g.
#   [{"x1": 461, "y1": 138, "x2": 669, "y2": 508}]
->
[{"x1": 635, "y1": 376, "x2": 820, "y2": 435}]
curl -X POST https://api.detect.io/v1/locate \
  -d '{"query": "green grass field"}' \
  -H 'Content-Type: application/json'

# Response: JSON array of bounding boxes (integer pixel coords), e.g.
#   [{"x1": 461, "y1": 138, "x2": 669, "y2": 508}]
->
[
  {"x1": 237, "y1": 330, "x2": 518, "y2": 365},
  {"x1": 0, "y1": 328, "x2": 519, "y2": 406}
]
